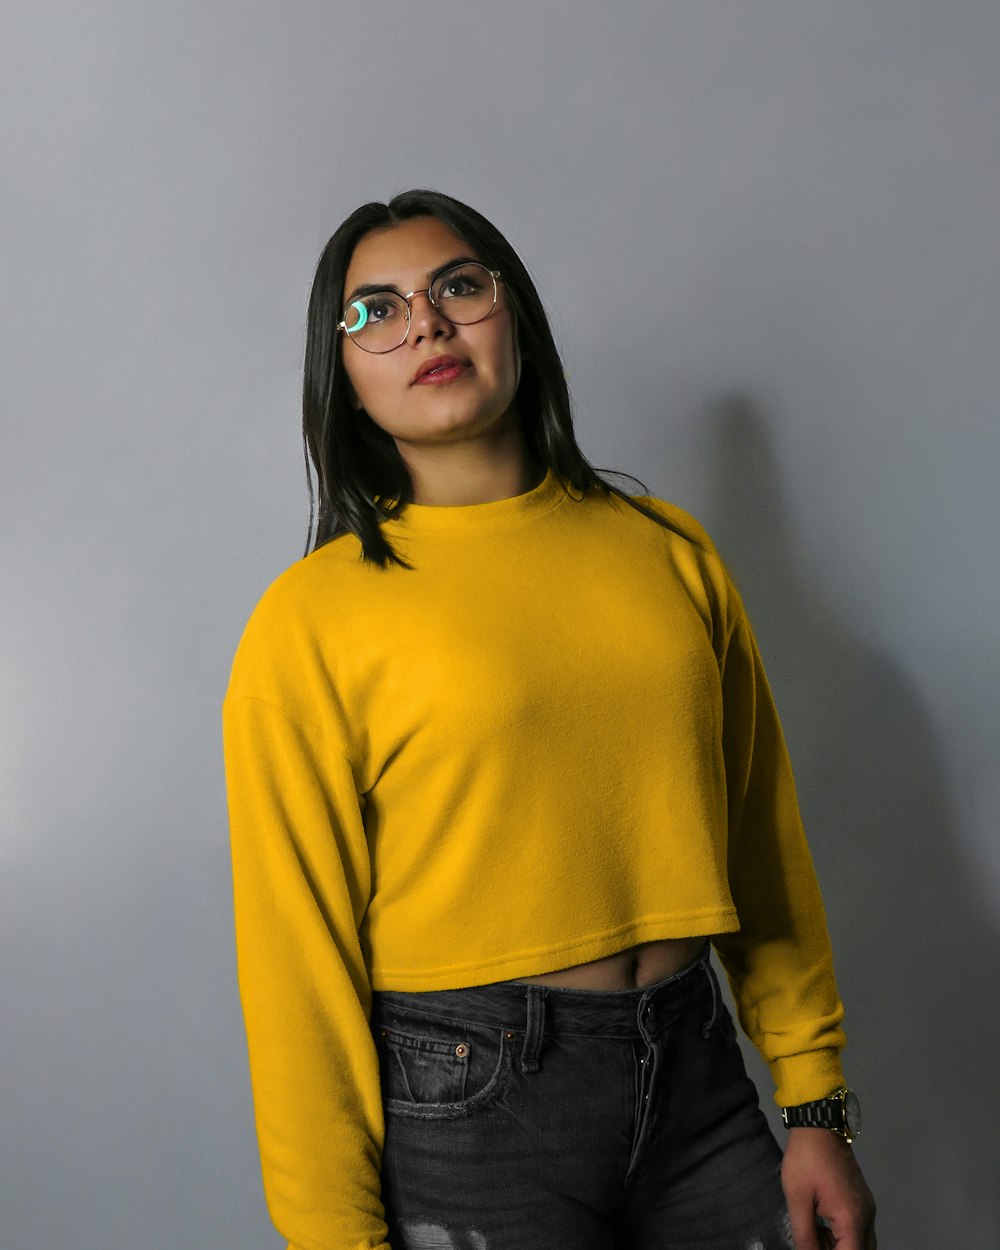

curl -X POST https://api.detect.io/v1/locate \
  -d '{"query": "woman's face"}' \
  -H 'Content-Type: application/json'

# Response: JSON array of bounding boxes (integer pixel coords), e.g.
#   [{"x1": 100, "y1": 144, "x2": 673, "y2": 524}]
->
[{"x1": 339, "y1": 216, "x2": 522, "y2": 461}]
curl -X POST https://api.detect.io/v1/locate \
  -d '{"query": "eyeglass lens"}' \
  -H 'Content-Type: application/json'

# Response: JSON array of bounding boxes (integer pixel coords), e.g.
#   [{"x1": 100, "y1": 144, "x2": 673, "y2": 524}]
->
[{"x1": 343, "y1": 262, "x2": 496, "y2": 352}]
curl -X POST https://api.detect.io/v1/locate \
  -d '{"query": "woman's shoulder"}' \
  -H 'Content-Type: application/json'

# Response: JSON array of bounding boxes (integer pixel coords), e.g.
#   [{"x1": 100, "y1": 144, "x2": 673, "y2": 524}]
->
[
  {"x1": 244, "y1": 535, "x2": 355, "y2": 621},
  {"x1": 225, "y1": 535, "x2": 362, "y2": 699},
  {"x1": 610, "y1": 486, "x2": 719, "y2": 556},
  {"x1": 606, "y1": 486, "x2": 746, "y2": 636}
]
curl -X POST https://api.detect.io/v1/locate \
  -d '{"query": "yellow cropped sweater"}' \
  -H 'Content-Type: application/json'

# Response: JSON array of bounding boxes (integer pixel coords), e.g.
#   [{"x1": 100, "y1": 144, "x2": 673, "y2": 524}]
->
[{"x1": 222, "y1": 465, "x2": 847, "y2": 1250}]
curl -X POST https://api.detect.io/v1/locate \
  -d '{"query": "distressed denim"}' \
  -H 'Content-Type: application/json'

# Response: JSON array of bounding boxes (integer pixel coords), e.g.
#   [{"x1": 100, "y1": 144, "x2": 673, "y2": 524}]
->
[{"x1": 370, "y1": 944, "x2": 793, "y2": 1250}]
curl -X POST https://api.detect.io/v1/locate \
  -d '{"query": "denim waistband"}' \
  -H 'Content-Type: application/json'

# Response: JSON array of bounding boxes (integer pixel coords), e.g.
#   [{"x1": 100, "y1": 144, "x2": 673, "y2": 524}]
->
[{"x1": 371, "y1": 941, "x2": 719, "y2": 1046}]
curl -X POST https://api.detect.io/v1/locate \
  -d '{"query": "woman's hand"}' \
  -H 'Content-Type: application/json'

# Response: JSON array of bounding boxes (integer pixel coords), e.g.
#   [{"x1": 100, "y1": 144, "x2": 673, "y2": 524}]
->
[{"x1": 781, "y1": 1127, "x2": 877, "y2": 1249}]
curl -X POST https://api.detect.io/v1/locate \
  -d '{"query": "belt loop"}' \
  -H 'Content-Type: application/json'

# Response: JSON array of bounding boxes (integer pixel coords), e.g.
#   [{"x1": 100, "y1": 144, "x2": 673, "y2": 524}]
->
[
  {"x1": 520, "y1": 984, "x2": 547, "y2": 1073},
  {"x1": 701, "y1": 958, "x2": 721, "y2": 1038}
]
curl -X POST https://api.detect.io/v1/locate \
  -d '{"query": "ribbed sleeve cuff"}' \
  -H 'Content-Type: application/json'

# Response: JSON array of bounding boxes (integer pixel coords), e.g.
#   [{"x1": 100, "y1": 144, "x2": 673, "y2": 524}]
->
[{"x1": 768, "y1": 1047, "x2": 846, "y2": 1108}]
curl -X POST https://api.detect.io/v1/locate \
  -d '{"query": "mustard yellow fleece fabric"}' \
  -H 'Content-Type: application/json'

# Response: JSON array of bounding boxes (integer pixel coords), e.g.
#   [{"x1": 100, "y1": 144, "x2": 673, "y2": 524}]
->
[{"x1": 222, "y1": 465, "x2": 847, "y2": 1250}]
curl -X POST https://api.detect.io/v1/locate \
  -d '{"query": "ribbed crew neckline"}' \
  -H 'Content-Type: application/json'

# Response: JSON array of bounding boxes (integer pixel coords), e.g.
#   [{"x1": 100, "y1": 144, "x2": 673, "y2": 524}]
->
[{"x1": 379, "y1": 465, "x2": 569, "y2": 534}]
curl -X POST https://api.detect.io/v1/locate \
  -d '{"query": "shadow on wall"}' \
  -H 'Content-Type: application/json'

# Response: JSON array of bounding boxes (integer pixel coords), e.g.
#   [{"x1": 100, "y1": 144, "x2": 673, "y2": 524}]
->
[{"x1": 691, "y1": 395, "x2": 999, "y2": 1250}]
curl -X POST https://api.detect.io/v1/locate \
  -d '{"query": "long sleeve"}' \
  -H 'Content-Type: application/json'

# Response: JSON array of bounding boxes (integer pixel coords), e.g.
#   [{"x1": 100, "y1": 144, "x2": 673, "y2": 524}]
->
[
  {"x1": 712, "y1": 599, "x2": 848, "y2": 1108},
  {"x1": 222, "y1": 685, "x2": 391, "y2": 1250}
]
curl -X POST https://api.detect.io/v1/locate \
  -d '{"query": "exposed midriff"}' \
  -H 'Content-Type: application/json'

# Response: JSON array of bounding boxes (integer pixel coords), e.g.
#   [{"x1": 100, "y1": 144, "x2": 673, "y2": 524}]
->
[{"x1": 511, "y1": 935, "x2": 711, "y2": 990}]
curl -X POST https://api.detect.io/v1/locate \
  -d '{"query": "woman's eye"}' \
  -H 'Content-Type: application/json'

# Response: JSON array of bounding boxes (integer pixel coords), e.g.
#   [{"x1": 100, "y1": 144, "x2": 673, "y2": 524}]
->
[
  {"x1": 365, "y1": 297, "x2": 399, "y2": 322},
  {"x1": 439, "y1": 275, "x2": 480, "y2": 299}
]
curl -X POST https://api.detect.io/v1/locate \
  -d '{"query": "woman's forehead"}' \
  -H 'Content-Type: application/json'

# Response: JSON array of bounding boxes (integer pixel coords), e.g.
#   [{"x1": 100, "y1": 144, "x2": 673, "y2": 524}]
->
[{"x1": 345, "y1": 217, "x2": 477, "y2": 289}]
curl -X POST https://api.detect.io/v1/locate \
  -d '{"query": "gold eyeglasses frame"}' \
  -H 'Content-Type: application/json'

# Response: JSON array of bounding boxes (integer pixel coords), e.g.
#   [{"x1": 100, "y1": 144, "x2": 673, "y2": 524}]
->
[{"x1": 336, "y1": 262, "x2": 503, "y2": 354}]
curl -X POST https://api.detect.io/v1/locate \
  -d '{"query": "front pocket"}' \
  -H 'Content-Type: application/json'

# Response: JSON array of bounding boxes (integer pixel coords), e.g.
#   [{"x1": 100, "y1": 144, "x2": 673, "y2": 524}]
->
[{"x1": 373, "y1": 1011, "x2": 514, "y2": 1120}]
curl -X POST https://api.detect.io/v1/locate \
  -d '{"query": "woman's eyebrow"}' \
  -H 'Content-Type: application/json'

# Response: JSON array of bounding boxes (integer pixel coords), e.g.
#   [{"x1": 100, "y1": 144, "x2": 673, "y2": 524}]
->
[{"x1": 344, "y1": 255, "x2": 478, "y2": 305}]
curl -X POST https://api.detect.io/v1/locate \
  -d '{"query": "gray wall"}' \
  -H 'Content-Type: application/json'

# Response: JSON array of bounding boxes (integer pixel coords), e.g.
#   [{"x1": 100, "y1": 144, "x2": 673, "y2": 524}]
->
[{"x1": 4, "y1": 2, "x2": 998, "y2": 1246}]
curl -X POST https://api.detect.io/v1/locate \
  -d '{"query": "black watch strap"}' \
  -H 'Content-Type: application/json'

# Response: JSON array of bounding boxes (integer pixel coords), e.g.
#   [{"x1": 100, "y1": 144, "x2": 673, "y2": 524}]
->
[{"x1": 781, "y1": 1087, "x2": 861, "y2": 1143}]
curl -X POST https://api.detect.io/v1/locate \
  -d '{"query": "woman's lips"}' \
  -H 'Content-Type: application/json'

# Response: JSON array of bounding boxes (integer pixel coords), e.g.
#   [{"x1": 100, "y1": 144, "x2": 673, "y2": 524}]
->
[{"x1": 413, "y1": 362, "x2": 469, "y2": 385}]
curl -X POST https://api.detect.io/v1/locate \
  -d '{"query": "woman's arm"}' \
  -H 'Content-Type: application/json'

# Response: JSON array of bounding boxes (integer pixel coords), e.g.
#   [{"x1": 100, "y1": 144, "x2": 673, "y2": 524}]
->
[
  {"x1": 712, "y1": 600, "x2": 848, "y2": 1104},
  {"x1": 711, "y1": 595, "x2": 876, "y2": 1248},
  {"x1": 223, "y1": 683, "x2": 391, "y2": 1250}
]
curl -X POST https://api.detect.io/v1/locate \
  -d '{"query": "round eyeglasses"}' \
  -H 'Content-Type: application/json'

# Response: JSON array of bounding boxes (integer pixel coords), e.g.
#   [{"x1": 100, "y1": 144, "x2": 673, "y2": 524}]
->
[{"x1": 337, "y1": 261, "x2": 502, "y2": 354}]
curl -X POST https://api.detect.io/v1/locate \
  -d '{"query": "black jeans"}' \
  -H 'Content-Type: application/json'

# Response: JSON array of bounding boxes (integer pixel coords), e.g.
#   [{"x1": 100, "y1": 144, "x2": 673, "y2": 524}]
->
[{"x1": 370, "y1": 944, "x2": 793, "y2": 1249}]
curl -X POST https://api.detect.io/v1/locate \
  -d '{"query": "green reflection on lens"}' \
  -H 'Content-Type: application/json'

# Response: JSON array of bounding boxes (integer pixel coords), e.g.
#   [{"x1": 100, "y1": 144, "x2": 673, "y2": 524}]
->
[{"x1": 346, "y1": 301, "x2": 369, "y2": 334}]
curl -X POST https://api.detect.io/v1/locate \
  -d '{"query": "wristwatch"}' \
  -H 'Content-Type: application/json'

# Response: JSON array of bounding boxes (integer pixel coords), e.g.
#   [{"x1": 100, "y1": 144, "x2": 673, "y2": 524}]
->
[{"x1": 781, "y1": 1087, "x2": 862, "y2": 1144}]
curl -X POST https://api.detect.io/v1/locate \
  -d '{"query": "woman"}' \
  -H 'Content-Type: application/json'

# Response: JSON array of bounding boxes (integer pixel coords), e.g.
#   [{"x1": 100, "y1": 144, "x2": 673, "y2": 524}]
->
[{"x1": 222, "y1": 188, "x2": 876, "y2": 1250}]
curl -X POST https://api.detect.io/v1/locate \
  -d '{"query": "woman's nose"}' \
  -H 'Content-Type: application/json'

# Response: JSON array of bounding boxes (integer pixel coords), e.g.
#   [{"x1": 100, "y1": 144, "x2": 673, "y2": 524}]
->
[{"x1": 406, "y1": 291, "x2": 453, "y2": 344}]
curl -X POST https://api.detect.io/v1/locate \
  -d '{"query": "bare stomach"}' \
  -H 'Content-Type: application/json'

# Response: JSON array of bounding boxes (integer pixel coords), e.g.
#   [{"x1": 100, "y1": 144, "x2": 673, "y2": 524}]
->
[{"x1": 513, "y1": 936, "x2": 711, "y2": 991}]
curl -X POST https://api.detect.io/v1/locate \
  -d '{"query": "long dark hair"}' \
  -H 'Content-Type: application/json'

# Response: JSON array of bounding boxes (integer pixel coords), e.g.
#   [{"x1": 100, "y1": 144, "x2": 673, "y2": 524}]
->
[{"x1": 301, "y1": 188, "x2": 676, "y2": 569}]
